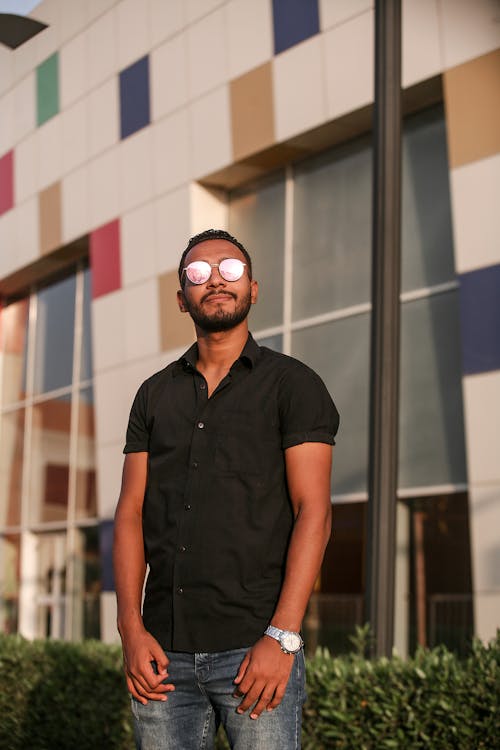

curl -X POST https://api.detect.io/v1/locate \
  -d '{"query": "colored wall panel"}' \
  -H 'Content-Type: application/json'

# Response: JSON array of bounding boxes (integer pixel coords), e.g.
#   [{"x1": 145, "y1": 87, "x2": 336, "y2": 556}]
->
[
  {"x1": 90, "y1": 219, "x2": 122, "y2": 299},
  {"x1": 158, "y1": 270, "x2": 194, "y2": 351},
  {"x1": 119, "y1": 55, "x2": 150, "y2": 139},
  {"x1": 0, "y1": 150, "x2": 14, "y2": 216},
  {"x1": 99, "y1": 519, "x2": 115, "y2": 592},
  {"x1": 444, "y1": 48, "x2": 500, "y2": 168},
  {"x1": 230, "y1": 62, "x2": 275, "y2": 161},
  {"x1": 37, "y1": 52, "x2": 59, "y2": 126},
  {"x1": 39, "y1": 181, "x2": 61, "y2": 255},
  {"x1": 459, "y1": 263, "x2": 500, "y2": 375},
  {"x1": 272, "y1": 0, "x2": 320, "y2": 54}
]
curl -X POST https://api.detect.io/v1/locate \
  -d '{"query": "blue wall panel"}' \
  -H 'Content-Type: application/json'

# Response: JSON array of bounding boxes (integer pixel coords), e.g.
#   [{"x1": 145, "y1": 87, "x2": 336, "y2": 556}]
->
[
  {"x1": 119, "y1": 55, "x2": 150, "y2": 139},
  {"x1": 459, "y1": 263, "x2": 500, "y2": 375},
  {"x1": 272, "y1": 0, "x2": 320, "y2": 54}
]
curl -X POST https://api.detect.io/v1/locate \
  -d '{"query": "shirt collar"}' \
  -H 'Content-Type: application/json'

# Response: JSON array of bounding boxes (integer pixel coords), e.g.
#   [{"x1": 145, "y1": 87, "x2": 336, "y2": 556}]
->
[{"x1": 173, "y1": 333, "x2": 261, "y2": 376}]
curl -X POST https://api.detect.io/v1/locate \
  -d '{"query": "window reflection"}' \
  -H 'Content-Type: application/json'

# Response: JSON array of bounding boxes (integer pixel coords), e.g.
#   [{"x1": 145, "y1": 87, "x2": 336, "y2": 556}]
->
[
  {"x1": 36, "y1": 532, "x2": 66, "y2": 639},
  {"x1": 0, "y1": 533, "x2": 20, "y2": 634},
  {"x1": 1, "y1": 298, "x2": 29, "y2": 404},
  {"x1": 72, "y1": 527, "x2": 101, "y2": 639},
  {"x1": 81, "y1": 268, "x2": 93, "y2": 381},
  {"x1": 0, "y1": 410, "x2": 25, "y2": 527},
  {"x1": 228, "y1": 174, "x2": 286, "y2": 331},
  {"x1": 75, "y1": 388, "x2": 97, "y2": 519},
  {"x1": 30, "y1": 398, "x2": 71, "y2": 523},
  {"x1": 34, "y1": 275, "x2": 76, "y2": 394}
]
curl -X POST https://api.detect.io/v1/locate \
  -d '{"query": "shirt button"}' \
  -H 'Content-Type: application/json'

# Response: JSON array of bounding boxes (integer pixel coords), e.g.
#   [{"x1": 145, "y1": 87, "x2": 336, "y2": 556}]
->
[
  {"x1": 192, "y1": 461, "x2": 198, "y2": 469},
  {"x1": 177, "y1": 587, "x2": 183, "y2": 595},
  {"x1": 184, "y1": 504, "x2": 191, "y2": 511},
  {"x1": 179, "y1": 545, "x2": 187, "y2": 553},
  {"x1": 200, "y1": 382, "x2": 206, "y2": 390},
  {"x1": 197, "y1": 421, "x2": 204, "y2": 429}
]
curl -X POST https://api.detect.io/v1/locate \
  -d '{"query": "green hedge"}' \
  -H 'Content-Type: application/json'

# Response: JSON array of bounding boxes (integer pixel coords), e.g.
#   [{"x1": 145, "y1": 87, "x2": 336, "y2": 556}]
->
[{"x1": 0, "y1": 631, "x2": 498, "y2": 749}]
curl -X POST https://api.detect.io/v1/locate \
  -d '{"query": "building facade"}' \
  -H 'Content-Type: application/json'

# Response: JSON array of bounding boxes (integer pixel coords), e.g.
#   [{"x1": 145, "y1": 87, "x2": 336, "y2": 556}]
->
[{"x1": 0, "y1": 0, "x2": 499, "y2": 653}]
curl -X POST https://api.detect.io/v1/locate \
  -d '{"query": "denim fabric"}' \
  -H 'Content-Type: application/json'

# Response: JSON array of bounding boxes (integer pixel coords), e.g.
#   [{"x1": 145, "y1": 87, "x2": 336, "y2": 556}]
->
[{"x1": 131, "y1": 647, "x2": 306, "y2": 749}]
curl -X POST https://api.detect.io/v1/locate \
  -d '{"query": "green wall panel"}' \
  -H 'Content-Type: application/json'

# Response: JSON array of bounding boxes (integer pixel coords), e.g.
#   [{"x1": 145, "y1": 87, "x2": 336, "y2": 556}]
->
[{"x1": 37, "y1": 53, "x2": 59, "y2": 126}]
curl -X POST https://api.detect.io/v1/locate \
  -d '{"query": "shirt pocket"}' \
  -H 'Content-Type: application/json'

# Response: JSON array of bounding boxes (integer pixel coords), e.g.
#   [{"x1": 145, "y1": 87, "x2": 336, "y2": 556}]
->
[{"x1": 214, "y1": 410, "x2": 281, "y2": 475}]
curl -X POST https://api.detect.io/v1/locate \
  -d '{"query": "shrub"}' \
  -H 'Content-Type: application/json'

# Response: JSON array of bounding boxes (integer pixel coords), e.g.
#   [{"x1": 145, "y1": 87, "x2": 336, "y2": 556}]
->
[
  {"x1": 0, "y1": 634, "x2": 133, "y2": 750},
  {"x1": 0, "y1": 631, "x2": 498, "y2": 749},
  {"x1": 302, "y1": 629, "x2": 500, "y2": 750}
]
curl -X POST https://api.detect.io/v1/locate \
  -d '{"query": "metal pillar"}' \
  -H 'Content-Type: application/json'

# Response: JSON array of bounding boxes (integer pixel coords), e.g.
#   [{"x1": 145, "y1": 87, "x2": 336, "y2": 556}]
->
[{"x1": 365, "y1": 0, "x2": 402, "y2": 658}]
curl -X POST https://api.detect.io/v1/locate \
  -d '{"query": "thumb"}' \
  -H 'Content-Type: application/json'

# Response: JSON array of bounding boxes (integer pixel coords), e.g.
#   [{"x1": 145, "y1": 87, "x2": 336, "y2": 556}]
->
[{"x1": 150, "y1": 643, "x2": 169, "y2": 675}]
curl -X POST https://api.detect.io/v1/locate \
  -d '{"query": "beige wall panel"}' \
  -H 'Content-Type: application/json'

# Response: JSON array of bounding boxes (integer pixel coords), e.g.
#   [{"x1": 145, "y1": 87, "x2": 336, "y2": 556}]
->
[
  {"x1": 230, "y1": 62, "x2": 275, "y2": 162},
  {"x1": 468, "y1": 484, "x2": 500, "y2": 642},
  {"x1": 463, "y1": 370, "x2": 500, "y2": 485},
  {"x1": 444, "y1": 48, "x2": 500, "y2": 168},
  {"x1": 39, "y1": 181, "x2": 61, "y2": 255},
  {"x1": 158, "y1": 270, "x2": 195, "y2": 351}
]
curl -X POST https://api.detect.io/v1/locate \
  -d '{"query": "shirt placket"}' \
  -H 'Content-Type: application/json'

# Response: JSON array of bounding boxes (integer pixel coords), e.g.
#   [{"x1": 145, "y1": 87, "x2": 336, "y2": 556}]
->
[{"x1": 171, "y1": 371, "x2": 231, "y2": 644}]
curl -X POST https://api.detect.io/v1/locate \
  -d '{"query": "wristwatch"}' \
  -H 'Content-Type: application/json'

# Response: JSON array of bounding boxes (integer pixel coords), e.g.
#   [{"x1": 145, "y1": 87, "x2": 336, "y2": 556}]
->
[{"x1": 264, "y1": 625, "x2": 304, "y2": 654}]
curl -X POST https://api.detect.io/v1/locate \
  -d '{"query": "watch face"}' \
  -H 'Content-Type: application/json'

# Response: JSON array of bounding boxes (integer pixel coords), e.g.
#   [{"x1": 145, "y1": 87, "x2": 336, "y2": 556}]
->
[{"x1": 281, "y1": 632, "x2": 301, "y2": 652}]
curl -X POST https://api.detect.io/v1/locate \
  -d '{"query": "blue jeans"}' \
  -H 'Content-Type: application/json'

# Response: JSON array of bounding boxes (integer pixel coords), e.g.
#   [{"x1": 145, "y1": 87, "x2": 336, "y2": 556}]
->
[{"x1": 131, "y1": 647, "x2": 306, "y2": 749}]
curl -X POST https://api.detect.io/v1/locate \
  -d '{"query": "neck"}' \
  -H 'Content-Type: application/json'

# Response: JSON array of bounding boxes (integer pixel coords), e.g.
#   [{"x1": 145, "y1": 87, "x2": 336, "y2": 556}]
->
[{"x1": 195, "y1": 321, "x2": 249, "y2": 372}]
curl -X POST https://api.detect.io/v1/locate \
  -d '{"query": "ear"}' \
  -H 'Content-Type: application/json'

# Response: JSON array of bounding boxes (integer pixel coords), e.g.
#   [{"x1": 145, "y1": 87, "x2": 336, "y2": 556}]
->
[
  {"x1": 177, "y1": 289, "x2": 188, "y2": 313},
  {"x1": 250, "y1": 280, "x2": 258, "y2": 304}
]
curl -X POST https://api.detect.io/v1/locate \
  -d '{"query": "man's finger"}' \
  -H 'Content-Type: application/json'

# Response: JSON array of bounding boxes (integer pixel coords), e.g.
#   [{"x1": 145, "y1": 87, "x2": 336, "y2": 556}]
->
[
  {"x1": 236, "y1": 681, "x2": 262, "y2": 713},
  {"x1": 267, "y1": 682, "x2": 286, "y2": 710},
  {"x1": 249, "y1": 688, "x2": 276, "y2": 719},
  {"x1": 233, "y1": 653, "x2": 250, "y2": 684}
]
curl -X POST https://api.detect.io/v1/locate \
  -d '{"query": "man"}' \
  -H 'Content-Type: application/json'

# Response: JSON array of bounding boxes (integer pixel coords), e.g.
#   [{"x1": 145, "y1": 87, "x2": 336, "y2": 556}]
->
[{"x1": 113, "y1": 229, "x2": 339, "y2": 749}]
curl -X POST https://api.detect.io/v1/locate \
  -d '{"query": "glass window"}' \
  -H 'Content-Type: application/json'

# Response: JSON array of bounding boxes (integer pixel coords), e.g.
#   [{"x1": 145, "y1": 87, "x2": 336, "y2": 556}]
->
[
  {"x1": 0, "y1": 298, "x2": 29, "y2": 405},
  {"x1": 81, "y1": 268, "x2": 93, "y2": 381},
  {"x1": 72, "y1": 527, "x2": 101, "y2": 640},
  {"x1": 29, "y1": 397, "x2": 72, "y2": 524},
  {"x1": 409, "y1": 494, "x2": 473, "y2": 656},
  {"x1": 0, "y1": 533, "x2": 20, "y2": 633},
  {"x1": 255, "y1": 333, "x2": 283, "y2": 352},
  {"x1": 228, "y1": 173, "x2": 286, "y2": 331},
  {"x1": 0, "y1": 410, "x2": 25, "y2": 527},
  {"x1": 292, "y1": 139, "x2": 372, "y2": 320},
  {"x1": 304, "y1": 502, "x2": 366, "y2": 655},
  {"x1": 34, "y1": 275, "x2": 76, "y2": 394},
  {"x1": 0, "y1": 263, "x2": 99, "y2": 640},
  {"x1": 399, "y1": 291, "x2": 467, "y2": 488},
  {"x1": 75, "y1": 387, "x2": 97, "y2": 520},
  {"x1": 292, "y1": 314, "x2": 370, "y2": 496},
  {"x1": 35, "y1": 532, "x2": 66, "y2": 639},
  {"x1": 401, "y1": 107, "x2": 456, "y2": 291}
]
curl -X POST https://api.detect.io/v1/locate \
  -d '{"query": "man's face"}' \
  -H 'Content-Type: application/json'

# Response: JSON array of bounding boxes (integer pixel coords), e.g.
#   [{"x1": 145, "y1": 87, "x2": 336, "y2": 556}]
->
[{"x1": 177, "y1": 239, "x2": 258, "y2": 333}]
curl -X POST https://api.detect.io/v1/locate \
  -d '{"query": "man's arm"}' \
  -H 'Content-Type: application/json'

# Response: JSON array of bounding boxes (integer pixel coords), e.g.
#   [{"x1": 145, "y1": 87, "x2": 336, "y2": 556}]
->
[
  {"x1": 233, "y1": 441, "x2": 332, "y2": 718},
  {"x1": 113, "y1": 452, "x2": 174, "y2": 704}
]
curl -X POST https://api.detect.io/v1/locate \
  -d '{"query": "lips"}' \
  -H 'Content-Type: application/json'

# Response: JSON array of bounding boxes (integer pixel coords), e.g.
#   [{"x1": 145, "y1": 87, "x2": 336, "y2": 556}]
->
[{"x1": 202, "y1": 292, "x2": 236, "y2": 303}]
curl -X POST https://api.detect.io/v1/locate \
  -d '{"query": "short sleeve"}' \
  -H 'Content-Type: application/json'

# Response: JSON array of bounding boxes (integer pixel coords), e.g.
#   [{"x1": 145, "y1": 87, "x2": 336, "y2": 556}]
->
[
  {"x1": 123, "y1": 381, "x2": 150, "y2": 453},
  {"x1": 279, "y1": 363, "x2": 340, "y2": 450}
]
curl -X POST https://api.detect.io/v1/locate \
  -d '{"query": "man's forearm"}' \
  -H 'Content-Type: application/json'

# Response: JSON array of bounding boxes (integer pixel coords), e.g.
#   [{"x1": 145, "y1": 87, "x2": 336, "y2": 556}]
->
[
  {"x1": 270, "y1": 502, "x2": 332, "y2": 632},
  {"x1": 113, "y1": 507, "x2": 147, "y2": 635}
]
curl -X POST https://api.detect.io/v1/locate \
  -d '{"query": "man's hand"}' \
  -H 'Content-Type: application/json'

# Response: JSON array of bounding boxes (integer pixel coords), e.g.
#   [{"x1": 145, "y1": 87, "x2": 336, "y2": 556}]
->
[
  {"x1": 121, "y1": 624, "x2": 175, "y2": 705},
  {"x1": 233, "y1": 636, "x2": 295, "y2": 719}
]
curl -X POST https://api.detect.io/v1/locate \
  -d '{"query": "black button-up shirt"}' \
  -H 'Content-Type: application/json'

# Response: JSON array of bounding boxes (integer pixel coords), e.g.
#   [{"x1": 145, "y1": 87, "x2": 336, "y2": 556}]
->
[{"x1": 124, "y1": 334, "x2": 339, "y2": 652}]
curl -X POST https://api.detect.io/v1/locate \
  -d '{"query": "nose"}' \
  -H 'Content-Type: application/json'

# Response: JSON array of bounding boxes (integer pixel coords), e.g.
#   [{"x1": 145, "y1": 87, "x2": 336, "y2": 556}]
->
[{"x1": 206, "y1": 264, "x2": 226, "y2": 287}]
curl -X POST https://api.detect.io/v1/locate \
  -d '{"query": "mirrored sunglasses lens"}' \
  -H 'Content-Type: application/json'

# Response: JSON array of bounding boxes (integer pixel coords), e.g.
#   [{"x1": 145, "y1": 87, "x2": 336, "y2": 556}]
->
[
  {"x1": 219, "y1": 258, "x2": 244, "y2": 281},
  {"x1": 186, "y1": 261, "x2": 211, "y2": 284}
]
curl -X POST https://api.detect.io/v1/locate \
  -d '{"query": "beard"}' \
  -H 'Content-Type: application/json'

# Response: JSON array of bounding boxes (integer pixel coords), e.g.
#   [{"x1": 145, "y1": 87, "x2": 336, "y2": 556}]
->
[{"x1": 183, "y1": 289, "x2": 252, "y2": 333}]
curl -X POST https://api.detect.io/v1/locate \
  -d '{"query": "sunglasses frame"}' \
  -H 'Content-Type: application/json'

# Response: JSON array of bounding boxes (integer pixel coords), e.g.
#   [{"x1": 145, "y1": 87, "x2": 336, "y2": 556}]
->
[{"x1": 182, "y1": 258, "x2": 247, "y2": 285}]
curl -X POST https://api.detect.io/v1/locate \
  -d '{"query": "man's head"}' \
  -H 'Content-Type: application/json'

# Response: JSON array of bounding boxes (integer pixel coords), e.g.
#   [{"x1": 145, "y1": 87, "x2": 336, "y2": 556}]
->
[
  {"x1": 177, "y1": 229, "x2": 257, "y2": 334},
  {"x1": 177, "y1": 229, "x2": 252, "y2": 287}
]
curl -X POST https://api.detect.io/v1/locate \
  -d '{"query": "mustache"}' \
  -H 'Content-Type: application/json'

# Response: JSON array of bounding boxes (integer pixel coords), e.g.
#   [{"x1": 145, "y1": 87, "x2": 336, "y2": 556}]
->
[{"x1": 201, "y1": 290, "x2": 237, "y2": 303}]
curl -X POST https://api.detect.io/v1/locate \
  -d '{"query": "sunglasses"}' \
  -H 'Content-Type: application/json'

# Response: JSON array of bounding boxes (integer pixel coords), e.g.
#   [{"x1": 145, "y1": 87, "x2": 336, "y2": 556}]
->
[{"x1": 182, "y1": 258, "x2": 247, "y2": 285}]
